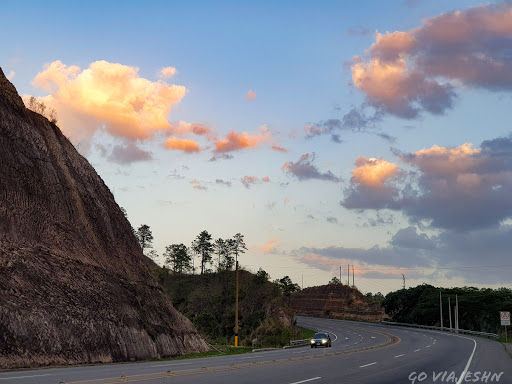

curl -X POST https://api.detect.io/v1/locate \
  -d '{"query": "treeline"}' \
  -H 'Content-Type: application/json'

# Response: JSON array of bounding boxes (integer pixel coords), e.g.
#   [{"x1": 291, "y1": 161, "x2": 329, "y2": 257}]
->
[
  {"x1": 383, "y1": 284, "x2": 512, "y2": 334},
  {"x1": 26, "y1": 97, "x2": 58, "y2": 124},
  {"x1": 133, "y1": 223, "x2": 247, "y2": 275}
]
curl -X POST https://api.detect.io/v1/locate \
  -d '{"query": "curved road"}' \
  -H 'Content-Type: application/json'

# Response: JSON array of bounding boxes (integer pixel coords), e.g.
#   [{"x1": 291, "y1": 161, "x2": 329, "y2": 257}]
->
[{"x1": 1, "y1": 316, "x2": 510, "y2": 383}]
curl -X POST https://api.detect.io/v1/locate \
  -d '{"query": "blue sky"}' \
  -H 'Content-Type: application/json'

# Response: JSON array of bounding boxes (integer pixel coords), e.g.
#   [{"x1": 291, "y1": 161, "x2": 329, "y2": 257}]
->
[{"x1": 3, "y1": 0, "x2": 512, "y2": 293}]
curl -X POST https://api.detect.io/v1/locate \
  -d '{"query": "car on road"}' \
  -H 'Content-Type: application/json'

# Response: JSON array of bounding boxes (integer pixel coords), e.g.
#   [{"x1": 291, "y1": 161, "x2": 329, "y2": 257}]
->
[{"x1": 310, "y1": 332, "x2": 332, "y2": 348}]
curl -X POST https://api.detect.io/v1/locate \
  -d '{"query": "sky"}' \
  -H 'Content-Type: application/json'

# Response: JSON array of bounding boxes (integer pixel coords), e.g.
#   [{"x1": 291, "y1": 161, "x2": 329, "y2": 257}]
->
[{"x1": 2, "y1": 0, "x2": 512, "y2": 294}]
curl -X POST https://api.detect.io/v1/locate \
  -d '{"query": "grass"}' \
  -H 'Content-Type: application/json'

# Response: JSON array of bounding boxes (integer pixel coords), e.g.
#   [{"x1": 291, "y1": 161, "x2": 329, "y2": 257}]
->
[
  {"x1": 154, "y1": 345, "x2": 254, "y2": 362},
  {"x1": 297, "y1": 327, "x2": 316, "y2": 340}
]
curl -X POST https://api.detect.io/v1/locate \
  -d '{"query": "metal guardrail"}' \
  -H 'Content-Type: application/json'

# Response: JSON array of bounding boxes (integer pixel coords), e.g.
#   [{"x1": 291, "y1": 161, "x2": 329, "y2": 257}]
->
[
  {"x1": 289, "y1": 338, "x2": 311, "y2": 346},
  {"x1": 381, "y1": 321, "x2": 499, "y2": 339}
]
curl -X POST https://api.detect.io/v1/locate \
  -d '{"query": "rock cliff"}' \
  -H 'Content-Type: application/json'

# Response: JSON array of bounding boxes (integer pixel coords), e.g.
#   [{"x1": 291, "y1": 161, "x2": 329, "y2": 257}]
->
[{"x1": 0, "y1": 67, "x2": 209, "y2": 369}]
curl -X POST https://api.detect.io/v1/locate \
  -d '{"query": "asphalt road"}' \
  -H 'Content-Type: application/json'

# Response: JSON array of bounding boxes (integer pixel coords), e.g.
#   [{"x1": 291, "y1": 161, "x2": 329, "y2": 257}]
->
[{"x1": 1, "y1": 316, "x2": 511, "y2": 384}]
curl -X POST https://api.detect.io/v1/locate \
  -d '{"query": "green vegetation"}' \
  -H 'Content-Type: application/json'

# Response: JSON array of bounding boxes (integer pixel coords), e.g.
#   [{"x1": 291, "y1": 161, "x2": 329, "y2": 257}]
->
[
  {"x1": 156, "y1": 267, "x2": 304, "y2": 348},
  {"x1": 383, "y1": 284, "x2": 512, "y2": 334}
]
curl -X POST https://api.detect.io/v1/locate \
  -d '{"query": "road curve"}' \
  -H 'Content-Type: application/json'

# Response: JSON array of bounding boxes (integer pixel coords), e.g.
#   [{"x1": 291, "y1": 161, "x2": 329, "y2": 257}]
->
[{"x1": 0, "y1": 316, "x2": 510, "y2": 384}]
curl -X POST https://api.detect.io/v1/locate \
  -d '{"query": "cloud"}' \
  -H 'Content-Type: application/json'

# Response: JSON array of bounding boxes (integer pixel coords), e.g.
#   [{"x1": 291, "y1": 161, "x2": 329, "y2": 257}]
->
[
  {"x1": 28, "y1": 60, "x2": 186, "y2": 145},
  {"x1": 216, "y1": 179, "x2": 232, "y2": 187},
  {"x1": 342, "y1": 135, "x2": 512, "y2": 231},
  {"x1": 6, "y1": 71, "x2": 15, "y2": 80},
  {"x1": 347, "y1": 26, "x2": 371, "y2": 36},
  {"x1": 304, "y1": 107, "x2": 382, "y2": 141},
  {"x1": 282, "y1": 153, "x2": 341, "y2": 182},
  {"x1": 245, "y1": 90, "x2": 256, "y2": 101},
  {"x1": 96, "y1": 142, "x2": 153, "y2": 165},
  {"x1": 159, "y1": 66, "x2": 177, "y2": 79},
  {"x1": 272, "y1": 145, "x2": 288, "y2": 153},
  {"x1": 169, "y1": 121, "x2": 215, "y2": 139},
  {"x1": 164, "y1": 137, "x2": 200, "y2": 153},
  {"x1": 256, "y1": 238, "x2": 280, "y2": 253},
  {"x1": 241, "y1": 176, "x2": 260, "y2": 189},
  {"x1": 190, "y1": 179, "x2": 207, "y2": 191},
  {"x1": 209, "y1": 153, "x2": 234, "y2": 162},
  {"x1": 351, "y1": 156, "x2": 401, "y2": 188},
  {"x1": 262, "y1": 176, "x2": 270, "y2": 183},
  {"x1": 351, "y1": 3, "x2": 512, "y2": 118},
  {"x1": 326, "y1": 216, "x2": 338, "y2": 224},
  {"x1": 214, "y1": 125, "x2": 273, "y2": 153},
  {"x1": 293, "y1": 225, "x2": 512, "y2": 284}
]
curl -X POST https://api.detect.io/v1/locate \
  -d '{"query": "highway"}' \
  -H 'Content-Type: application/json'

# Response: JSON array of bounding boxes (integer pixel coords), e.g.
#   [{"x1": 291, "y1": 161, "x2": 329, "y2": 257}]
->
[{"x1": 1, "y1": 316, "x2": 510, "y2": 383}]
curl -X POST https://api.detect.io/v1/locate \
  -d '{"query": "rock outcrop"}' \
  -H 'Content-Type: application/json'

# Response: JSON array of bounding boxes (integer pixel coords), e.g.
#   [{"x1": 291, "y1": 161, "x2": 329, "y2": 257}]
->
[
  {"x1": 289, "y1": 284, "x2": 386, "y2": 322},
  {"x1": 0, "y1": 68, "x2": 209, "y2": 369}
]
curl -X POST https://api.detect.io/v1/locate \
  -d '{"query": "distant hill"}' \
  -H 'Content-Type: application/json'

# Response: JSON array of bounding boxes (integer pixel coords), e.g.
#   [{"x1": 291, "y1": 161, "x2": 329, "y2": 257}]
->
[
  {"x1": 289, "y1": 284, "x2": 387, "y2": 322},
  {"x1": 0, "y1": 68, "x2": 208, "y2": 369}
]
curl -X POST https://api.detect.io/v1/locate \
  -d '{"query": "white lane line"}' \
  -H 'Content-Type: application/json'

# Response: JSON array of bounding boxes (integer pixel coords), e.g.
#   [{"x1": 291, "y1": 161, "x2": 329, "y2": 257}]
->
[
  {"x1": 240, "y1": 356, "x2": 258, "y2": 359},
  {"x1": 288, "y1": 377, "x2": 322, "y2": 384},
  {"x1": 293, "y1": 351, "x2": 306, "y2": 354},
  {"x1": 150, "y1": 362, "x2": 193, "y2": 367},
  {"x1": 455, "y1": 337, "x2": 477, "y2": 384},
  {"x1": 360, "y1": 362, "x2": 377, "y2": 368},
  {"x1": 426, "y1": 345, "x2": 431, "y2": 348},
  {"x1": 414, "y1": 349, "x2": 421, "y2": 352},
  {"x1": 0, "y1": 374, "x2": 52, "y2": 380},
  {"x1": 394, "y1": 354, "x2": 404, "y2": 358}
]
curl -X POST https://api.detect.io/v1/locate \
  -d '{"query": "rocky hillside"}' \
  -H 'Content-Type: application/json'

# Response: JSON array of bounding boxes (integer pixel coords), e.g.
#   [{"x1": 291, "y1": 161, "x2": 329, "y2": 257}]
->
[
  {"x1": 0, "y1": 68, "x2": 208, "y2": 369},
  {"x1": 289, "y1": 284, "x2": 386, "y2": 322}
]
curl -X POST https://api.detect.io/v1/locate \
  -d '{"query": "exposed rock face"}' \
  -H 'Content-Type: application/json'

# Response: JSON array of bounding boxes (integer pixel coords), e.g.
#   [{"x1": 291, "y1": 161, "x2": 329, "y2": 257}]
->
[
  {"x1": 290, "y1": 285, "x2": 386, "y2": 322},
  {"x1": 0, "y1": 68, "x2": 209, "y2": 369}
]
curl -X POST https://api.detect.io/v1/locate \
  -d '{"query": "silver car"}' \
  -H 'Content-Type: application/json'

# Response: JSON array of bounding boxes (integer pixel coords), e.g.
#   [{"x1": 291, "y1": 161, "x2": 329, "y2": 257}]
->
[{"x1": 310, "y1": 332, "x2": 332, "y2": 348}]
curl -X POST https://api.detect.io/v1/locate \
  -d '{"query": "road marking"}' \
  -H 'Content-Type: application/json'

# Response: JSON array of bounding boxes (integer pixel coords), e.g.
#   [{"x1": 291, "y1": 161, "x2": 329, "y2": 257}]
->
[
  {"x1": 426, "y1": 345, "x2": 431, "y2": 348},
  {"x1": 293, "y1": 351, "x2": 306, "y2": 354},
  {"x1": 0, "y1": 374, "x2": 52, "y2": 380},
  {"x1": 455, "y1": 336, "x2": 477, "y2": 384},
  {"x1": 150, "y1": 362, "x2": 192, "y2": 367},
  {"x1": 360, "y1": 362, "x2": 377, "y2": 368},
  {"x1": 414, "y1": 349, "x2": 421, "y2": 352},
  {"x1": 288, "y1": 377, "x2": 322, "y2": 384},
  {"x1": 394, "y1": 354, "x2": 404, "y2": 358},
  {"x1": 240, "y1": 356, "x2": 258, "y2": 359}
]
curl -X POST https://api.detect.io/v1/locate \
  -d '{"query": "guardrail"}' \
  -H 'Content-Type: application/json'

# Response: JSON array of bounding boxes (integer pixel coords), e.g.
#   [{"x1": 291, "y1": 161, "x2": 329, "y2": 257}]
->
[
  {"x1": 381, "y1": 321, "x2": 499, "y2": 339},
  {"x1": 289, "y1": 338, "x2": 311, "y2": 346}
]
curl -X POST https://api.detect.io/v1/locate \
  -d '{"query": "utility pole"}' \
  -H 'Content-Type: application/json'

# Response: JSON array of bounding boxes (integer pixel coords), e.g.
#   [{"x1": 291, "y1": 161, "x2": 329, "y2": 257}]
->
[
  {"x1": 455, "y1": 294, "x2": 459, "y2": 332},
  {"x1": 352, "y1": 265, "x2": 355, "y2": 288},
  {"x1": 439, "y1": 290, "x2": 444, "y2": 329},
  {"x1": 347, "y1": 264, "x2": 350, "y2": 285},
  {"x1": 235, "y1": 260, "x2": 239, "y2": 346},
  {"x1": 402, "y1": 274, "x2": 405, "y2": 290},
  {"x1": 339, "y1": 266, "x2": 342, "y2": 284},
  {"x1": 448, "y1": 297, "x2": 452, "y2": 331},
  {"x1": 302, "y1": 274, "x2": 303, "y2": 290}
]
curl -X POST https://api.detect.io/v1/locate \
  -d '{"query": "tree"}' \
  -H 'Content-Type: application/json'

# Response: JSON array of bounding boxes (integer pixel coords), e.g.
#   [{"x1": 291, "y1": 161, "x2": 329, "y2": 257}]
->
[
  {"x1": 214, "y1": 238, "x2": 226, "y2": 270},
  {"x1": 231, "y1": 233, "x2": 247, "y2": 264},
  {"x1": 254, "y1": 268, "x2": 270, "y2": 284},
  {"x1": 223, "y1": 238, "x2": 236, "y2": 270},
  {"x1": 275, "y1": 276, "x2": 301, "y2": 296},
  {"x1": 147, "y1": 250, "x2": 158, "y2": 261},
  {"x1": 26, "y1": 96, "x2": 58, "y2": 124},
  {"x1": 328, "y1": 277, "x2": 342, "y2": 285},
  {"x1": 135, "y1": 224, "x2": 153, "y2": 255},
  {"x1": 164, "y1": 243, "x2": 192, "y2": 275},
  {"x1": 192, "y1": 230, "x2": 214, "y2": 275}
]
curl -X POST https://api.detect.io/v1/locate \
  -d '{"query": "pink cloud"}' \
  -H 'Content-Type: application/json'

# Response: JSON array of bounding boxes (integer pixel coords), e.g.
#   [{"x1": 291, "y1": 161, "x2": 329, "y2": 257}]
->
[
  {"x1": 190, "y1": 179, "x2": 207, "y2": 191},
  {"x1": 257, "y1": 238, "x2": 279, "y2": 253},
  {"x1": 271, "y1": 145, "x2": 288, "y2": 153},
  {"x1": 164, "y1": 137, "x2": 200, "y2": 153},
  {"x1": 245, "y1": 89, "x2": 256, "y2": 101},
  {"x1": 159, "y1": 66, "x2": 177, "y2": 79},
  {"x1": 214, "y1": 125, "x2": 272, "y2": 153},
  {"x1": 241, "y1": 176, "x2": 260, "y2": 189},
  {"x1": 27, "y1": 60, "x2": 186, "y2": 145},
  {"x1": 351, "y1": 3, "x2": 512, "y2": 118},
  {"x1": 351, "y1": 156, "x2": 401, "y2": 189},
  {"x1": 262, "y1": 176, "x2": 270, "y2": 182}
]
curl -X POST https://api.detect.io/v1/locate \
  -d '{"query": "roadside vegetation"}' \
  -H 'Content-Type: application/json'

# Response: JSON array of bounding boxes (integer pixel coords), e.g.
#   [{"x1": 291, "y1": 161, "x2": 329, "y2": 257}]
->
[{"x1": 383, "y1": 284, "x2": 512, "y2": 335}]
